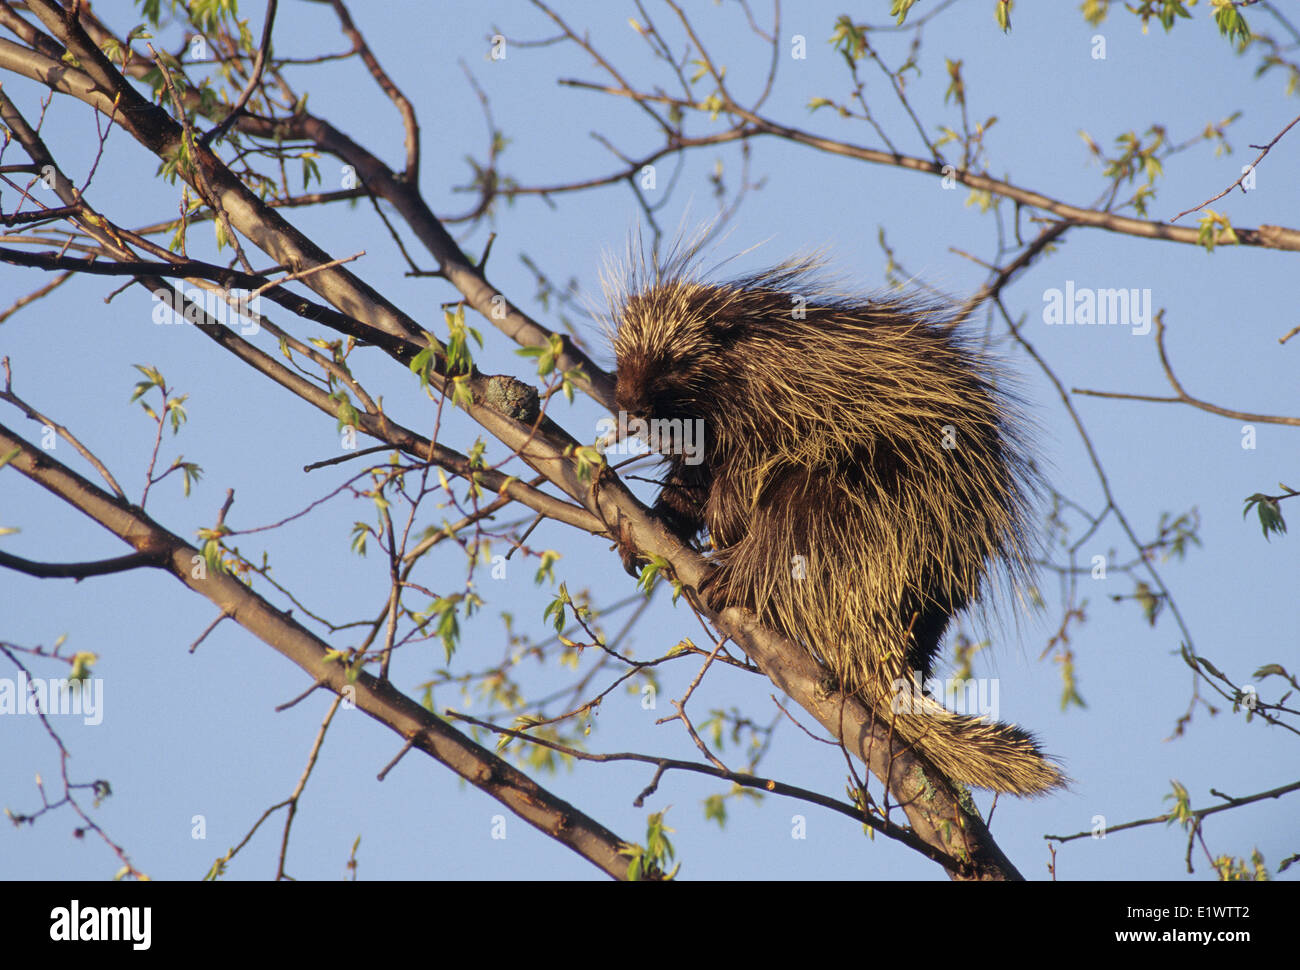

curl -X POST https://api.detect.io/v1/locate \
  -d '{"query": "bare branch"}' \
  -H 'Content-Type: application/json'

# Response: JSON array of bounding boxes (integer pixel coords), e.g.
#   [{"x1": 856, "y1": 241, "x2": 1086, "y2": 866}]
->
[
  {"x1": 1170, "y1": 111, "x2": 1300, "y2": 222},
  {"x1": 1073, "y1": 313, "x2": 1300, "y2": 426}
]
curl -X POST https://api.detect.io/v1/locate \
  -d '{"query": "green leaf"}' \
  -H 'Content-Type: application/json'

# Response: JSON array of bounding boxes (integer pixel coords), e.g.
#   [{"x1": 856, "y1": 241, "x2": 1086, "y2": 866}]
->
[
  {"x1": 335, "y1": 396, "x2": 359, "y2": 431},
  {"x1": 1196, "y1": 209, "x2": 1237, "y2": 252},
  {"x1": 444, "y1": 305, "x2": 479, "y2": 376},
  {"x1": 1134, "y1": 580, "x2": 1160, "y2": 626},
  {"x1": 69, "y1": 651, "x2": 98, "y2": 682},
  {"x1": 828, "y1": 15, "x2": 867, "y2": 62},
  {"x1": 201, "y1": 537, "x2": 227, "y2": 576},
  {"x1": 995, "y1": 0, "x2": 1012, "y2": 33},
  {"x1": 1242, "y1": 493, "x2": 1287, "y2": 540},
  {"x1": 167, "y1": 395, "x2": 189, "y2": 434},
  {"x1": 637, "y1": 556, "x2": 669, "y2": 596},
  {"x1": 1213, "y1": 3, "x2": 1250, "y2": 44},
  {"x1": 180, "y1": 462, "x2": 203, "y2": 497},
  {"x1": 889, "y1": 0, "x2": 919, "y2": 27},
  {"x1": 301, "y1": 152, "x2": 321, "y2": 190},
  {"x1": 534, "y1": 549, "x2": 561, "y2": 586},
  {"x1": 450, "y1": 375, "x2": 473, "y2": 410}
]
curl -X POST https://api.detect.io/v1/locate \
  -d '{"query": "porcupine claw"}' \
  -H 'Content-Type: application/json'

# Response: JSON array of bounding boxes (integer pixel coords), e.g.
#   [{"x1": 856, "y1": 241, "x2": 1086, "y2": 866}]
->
[{"x1": 612, "y1": 518, "x2": 643, "y2": 578}]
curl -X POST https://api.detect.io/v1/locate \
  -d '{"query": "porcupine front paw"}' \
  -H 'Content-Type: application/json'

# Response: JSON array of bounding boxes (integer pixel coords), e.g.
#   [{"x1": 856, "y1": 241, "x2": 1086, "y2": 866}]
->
[{"x1": 611, "y1": 518, "x2": 645, "y2": 579}]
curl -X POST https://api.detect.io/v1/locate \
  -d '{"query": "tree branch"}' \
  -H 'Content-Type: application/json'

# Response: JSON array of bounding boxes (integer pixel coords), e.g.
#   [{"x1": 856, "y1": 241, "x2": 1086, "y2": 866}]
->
[{"x1": 0, "y1": 420, "x2": 642, "y2": 880}]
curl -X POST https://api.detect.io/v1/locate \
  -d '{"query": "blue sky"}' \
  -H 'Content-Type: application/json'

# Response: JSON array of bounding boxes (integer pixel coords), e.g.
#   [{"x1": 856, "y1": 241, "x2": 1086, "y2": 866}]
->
[{"x1": 1, "y1": 1, "x2": 1296, "y2": 881}]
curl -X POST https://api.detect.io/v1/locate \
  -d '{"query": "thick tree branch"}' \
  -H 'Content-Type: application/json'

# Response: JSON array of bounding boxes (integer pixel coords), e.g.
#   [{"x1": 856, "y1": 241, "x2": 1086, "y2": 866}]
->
[
  {"x1": 0, "y1": 548, "x2": 159, "y2": 577},
  {"x1": 0, "y1": 420, "x2": 641, "y2": 880}
]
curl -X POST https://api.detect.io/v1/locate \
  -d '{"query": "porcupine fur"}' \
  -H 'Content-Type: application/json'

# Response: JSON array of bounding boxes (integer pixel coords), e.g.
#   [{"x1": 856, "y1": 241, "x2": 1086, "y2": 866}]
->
[{"x1": 607, "y1": 245, "x2": 1063, "y2": 796}]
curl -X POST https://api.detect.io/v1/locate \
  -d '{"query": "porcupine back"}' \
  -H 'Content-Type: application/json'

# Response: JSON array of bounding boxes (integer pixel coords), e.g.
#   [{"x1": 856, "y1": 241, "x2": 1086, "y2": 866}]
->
[{"x1": 609, "y1": 250, "x2": 1063, "y2": 796}]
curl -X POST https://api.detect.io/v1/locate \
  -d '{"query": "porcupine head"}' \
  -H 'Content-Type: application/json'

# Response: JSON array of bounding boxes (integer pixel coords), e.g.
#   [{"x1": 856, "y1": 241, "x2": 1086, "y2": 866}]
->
[{"x1": 605, "y1": 237, "x2": 1065, "y2": 797}]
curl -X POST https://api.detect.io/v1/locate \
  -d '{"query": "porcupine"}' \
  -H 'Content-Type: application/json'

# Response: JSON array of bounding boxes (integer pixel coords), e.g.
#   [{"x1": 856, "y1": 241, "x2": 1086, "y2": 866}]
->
[{"x1": 608, "y1": 248, "x2": 1063, "y2": 796}]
